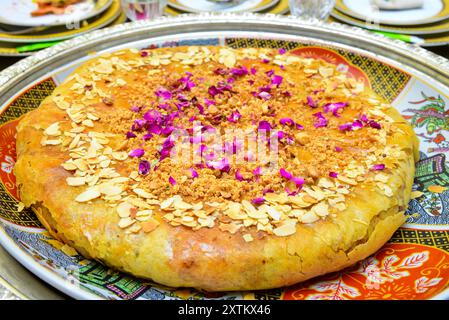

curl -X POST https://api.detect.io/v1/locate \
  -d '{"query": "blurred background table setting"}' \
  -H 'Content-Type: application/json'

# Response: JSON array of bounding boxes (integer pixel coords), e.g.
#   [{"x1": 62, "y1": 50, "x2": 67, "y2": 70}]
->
[
  {"x1": 0, "y1": 0, "x2": 448, "y2": 64},
  {"x1": 0, "y1": 0, "x2": 448, "y2": 300}
]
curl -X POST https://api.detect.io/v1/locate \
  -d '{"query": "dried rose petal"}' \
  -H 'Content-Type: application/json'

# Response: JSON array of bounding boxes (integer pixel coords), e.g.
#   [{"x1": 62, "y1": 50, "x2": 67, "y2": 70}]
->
[
  {"x1": 204, "y1": 98, "x2": 215, "y2": 107},
  {"x1": 360, "y1": 114, "x2": 369, "y2": 123},
  {"x1": 169, "y1": 176, "x2": 176, "y2": 186},
  {"x1": 278, "y1": 48, "x2": 286, "y2": 55},
  {"x1": 313, "y1": 112, "x2": 328, "y2": 128},
  {"x1": 369, "y1": 121, "x2": 382, "y2": 129},
  {"x1": 258, "y1": 91, "x2": 272, "y2": 100},
  {"x1": 208, "y1": 85, "x2": 222, "y2": 97},
  {"x1": 335, "y1": 146, "x2": 343, "y2": 152},
  {"x1": 126, "y1": 131, "x2": 137, "y2": 139},
  {"x1": 252, "y1": 197, "x2": 265, "y2": 205},
  {"x1": 253, "y1": 166, "x2": 262, "y2": 176},
  {"x1": 208, "y1": 157, "x2": 231, "y2": 173},
  {"x1": 258, "y1": 121, "x2": 272, "y2": 131},
  {"x1": 329, "y1": 172, "x2": 338, "y2": 178},
  {"x1": 250, "y1": 67, "x2": 257, "y2": 75},
  {"x1": 227, "y1": 110, "x2": 242, "y2": 123},
  {"x1": 230, "y1": 66, "x2": 249, "y2": 77},
  {"x1": 138, "y1": 160, "x2": 150, "y2": 175},
  {"x1": 280, "y1": 168, "x2": 293, "y2": 180},
  {"x1": 285, "y1": 187, "x2": 299, "y2": 196},
  {"x1": 323, "y1": 102, "x2": 348, "y2": 117},
  {"x1": 307, "y1": 96, "x2": 318, "y2": 108},
  {"x1": 214, "y1": 68, "x2": 227, "y2": 75},
  {"x1": 339, "y1": 123, "x2": 353, "y2": 132},
  {"x1": 190, "y1": 168, "x2": 199, "y2": 178},
  {"x1": 143, "y1": 109, "x2": 163, "y2": 123},
  {"x1": 271, "y1": 75, "x2": 283, "y2": 87},
  {"x1": 371, "y1": 164, "x2": 385, "y2": 171},
  {"x1": 292, "y1": 176, "x2": 305, "y2": 187},
  {"x1": 280, "y1": 118, "x2": 295, "y2": 127},
  {"x1": 352, "y1": 120, "x2": 364, "y2": 130},
  {"x1": 155, "y1": 87, "x2": 172, "y2": 100},
  {"x1": 235, "y1": 169, "x2": 244, "y2": 181},
  {"x1": 129, "y1": 148, "x2": 145, "y2": 158},
  {"x1": 178, "y1": 74, "x2": 195, "y2": 91}
]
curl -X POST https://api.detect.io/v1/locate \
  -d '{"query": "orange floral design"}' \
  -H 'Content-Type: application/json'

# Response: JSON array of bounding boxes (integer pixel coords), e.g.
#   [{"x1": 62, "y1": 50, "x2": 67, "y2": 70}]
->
[
  {"x1": 284, "y1": 243, "x2": 449, "y2": 300},
  {"x1": 290, "y1": 46, "x2": 371, "y2": 88},
  {"x1": 365, "y1": 283, "x2": 415, "y2": 300},
  {"x1": 0, "y1": 119, "x2": 19, "y2": 200}
]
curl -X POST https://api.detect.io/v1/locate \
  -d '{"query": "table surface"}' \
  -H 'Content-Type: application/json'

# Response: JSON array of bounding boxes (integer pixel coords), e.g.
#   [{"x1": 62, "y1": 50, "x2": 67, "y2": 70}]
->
[{"x1": 0, "y1": 21, "x2": 447, "y2": 300}]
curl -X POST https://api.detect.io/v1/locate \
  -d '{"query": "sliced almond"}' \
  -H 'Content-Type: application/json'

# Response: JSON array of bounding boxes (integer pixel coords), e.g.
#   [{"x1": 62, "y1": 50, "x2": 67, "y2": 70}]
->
[
  {"x1": 118, "y1": 217, "x2": 135, "y2": 229},
  {"x1": 75, "y1": 188, "x2": 100, "y2": 202},
  {"x1": 142, "y1": 218, "x2": 160, "y2": 233},
  {"x1": 99, "y1": 183, "x2": 123, "y2": 196},
  {"x1": 312, "y1": 202, "x2": 329, "y2": 217},
  {"x1": 127, "y1": 224, "x2": 142, "y2": 234},
  {"x1": 225, "y1": 202, "x2": 246, "y2": 220},
  {"x1": 243, "y1": 234, "x2": 254, "y2": 242},
  {"x1": 298, "y1": 211, "x2": 320, "y2": 224},
  {"x1": 112, "y1": 151, "x2": 128, "y2": 161},
  {"x1": 117, "y1": 202, "x2": 134, "y2": 218},
  {"x1": 160, "y1": 197, "x2": 175, "y2": 209},
  {"x1": 218, "y1": 222, "x2": 241, "y2": 234},
  {"x1": 273, "y1": 220, "x2": 297, "y2": 237},
  {"x1": 66, "y1": 176, "x2": 86, "y2": 186},
  {"x1": 263, "y1": 205, "x2": 281, "y2": 221},
  {"x1": 133, "y1": 188, "x2": 154, "y2": 199},
  {"x1": 62, "y1": 162, "x2": 78, "y2": 171},
  {"x1": 337, "y1": 175, "x2": 357, "y2": 186},
  {"x1": 16, "y1": 202, "x2": 25, "y2": 212},
  {"x1": 44, "y1": 122, "x2": 61, "y2": 136}
]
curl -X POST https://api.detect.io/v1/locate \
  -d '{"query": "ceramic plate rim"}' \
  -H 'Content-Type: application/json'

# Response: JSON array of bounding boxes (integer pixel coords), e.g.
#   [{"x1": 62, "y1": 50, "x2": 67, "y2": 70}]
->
[
  {"x1": 335, "y1": 0, "x2": 449, "y2": 26},
  {"x1": 0, "y1": 0, "x2": 113, "y2": 28},
  {"x1": 331, "y1": 8, "x2": 449, "y2": 35},
  {"x1": 1, "y1": 13, "x2": 449, "y2": 300},
  {"x1": 0, "y1": 0, "x2": 121, "y2": 43},
  {"x1": 0, "y1": 11, "x2": 127, "y2": 57},
  {"x1": 167, "y1": 0, "x2": 279, "y2": 13}
]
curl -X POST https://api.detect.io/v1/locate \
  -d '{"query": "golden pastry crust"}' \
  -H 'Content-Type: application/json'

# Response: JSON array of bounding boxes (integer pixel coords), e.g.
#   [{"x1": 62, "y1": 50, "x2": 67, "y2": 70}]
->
[{"x1": 14, "y1": 46, "x2": 419, "y2": 291}]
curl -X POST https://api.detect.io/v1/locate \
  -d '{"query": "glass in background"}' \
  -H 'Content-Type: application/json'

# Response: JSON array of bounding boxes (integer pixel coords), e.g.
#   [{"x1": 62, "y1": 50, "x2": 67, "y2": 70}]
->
[
  {"x1": 120, "y1": 0, "x2": 167, "y2": 21},
  {"x1": 288, "y1": 0, "x2": 336, "y2": 20}
]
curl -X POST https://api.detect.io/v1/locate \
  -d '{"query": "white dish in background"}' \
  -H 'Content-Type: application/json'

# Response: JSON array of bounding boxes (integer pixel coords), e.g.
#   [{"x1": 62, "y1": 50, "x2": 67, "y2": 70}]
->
[
  {"x1": 0, "y1": 0, "x2": 112, "y2": 27},
  {"x1": 338, "y1": 0, "x2": 448, "y2": 26},
  {"x1": 168, "y1": 0, "x2": 278, "y2": 13}
]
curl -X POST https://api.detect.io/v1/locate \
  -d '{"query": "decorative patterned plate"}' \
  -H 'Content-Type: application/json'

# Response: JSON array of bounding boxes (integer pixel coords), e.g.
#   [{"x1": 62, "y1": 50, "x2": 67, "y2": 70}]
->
[
  {"x1": 166, "y1": 0, "x2": 289, "y2": 15},
  {"x1": 335, "y1": 0, "x2": 449, "y2": 26},
  {"x1": 331, "y1": 6, "x2": 449, "y2": 35},
  {"x1": 0, "y1": 11, "x2": 127, "y2": 57},
  {"x1": 1, "y1": 14, "x2": 449, "y2": 300},
  {"x1": 0, "y1": 0, "x2": 113, "y2": 28},
  {"x1": 167, "y1": 0, "x2": 279, "y2": 13},
  {"x1": 327, "y1": 16, "x2": 449, "y2": 47},
  {"x1": 0, "y1": 0, "x2": 121, "y2": 43}
]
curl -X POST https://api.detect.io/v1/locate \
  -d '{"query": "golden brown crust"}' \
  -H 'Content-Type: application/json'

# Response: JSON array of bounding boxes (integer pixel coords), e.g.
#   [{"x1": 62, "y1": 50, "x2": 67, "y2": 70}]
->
[{"x1": 14, "y1": 46, "x2": 419, "y2": 291}]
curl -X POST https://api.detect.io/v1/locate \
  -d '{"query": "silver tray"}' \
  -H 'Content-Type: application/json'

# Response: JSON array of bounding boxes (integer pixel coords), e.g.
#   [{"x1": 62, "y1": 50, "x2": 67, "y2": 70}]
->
[{"x1": 1, "y1": 13, "x2": 449, "y2": 300}]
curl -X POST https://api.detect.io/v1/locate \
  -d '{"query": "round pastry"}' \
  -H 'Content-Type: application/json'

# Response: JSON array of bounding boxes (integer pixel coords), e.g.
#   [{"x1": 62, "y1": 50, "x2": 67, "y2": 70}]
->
[{"x1": 14, "y1": 46, "x2": 419, "y2": 291}]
